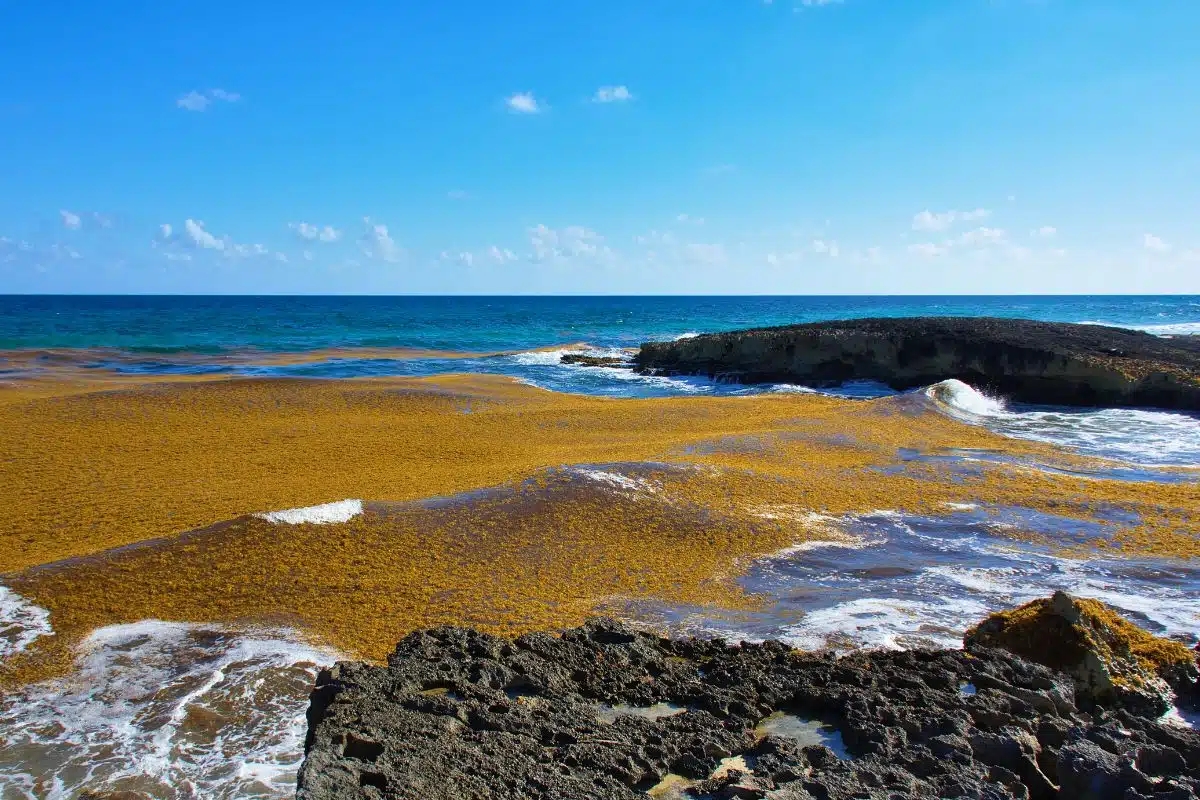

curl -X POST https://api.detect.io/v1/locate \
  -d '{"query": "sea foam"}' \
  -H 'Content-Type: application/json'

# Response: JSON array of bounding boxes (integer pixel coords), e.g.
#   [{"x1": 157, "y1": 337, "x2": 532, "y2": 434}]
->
[
  {"x1": 256, "y1": 499, "x2": 363, "y2": 525},
  {"x1": 0, "y1": 620, "x2": 339, "y2": 799},
  {"x1": 0, "y1": 585, "x2": 53, "y2": 661},
  {"x1": 926, "y1": 379, "x2": 1007, "y2": 417}
]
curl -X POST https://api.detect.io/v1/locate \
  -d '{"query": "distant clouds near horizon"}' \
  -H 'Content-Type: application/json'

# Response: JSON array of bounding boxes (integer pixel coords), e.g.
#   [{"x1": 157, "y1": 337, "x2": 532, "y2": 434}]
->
[{"x1": 1, "y1": 1, "x2": 1198, "y2": 293}]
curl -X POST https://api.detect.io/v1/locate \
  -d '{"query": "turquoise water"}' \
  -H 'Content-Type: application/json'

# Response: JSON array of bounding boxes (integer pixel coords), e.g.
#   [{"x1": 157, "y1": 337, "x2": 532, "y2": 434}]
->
[{"x1": 2, "y1": 295, "x2": 1198, "y2": 353}]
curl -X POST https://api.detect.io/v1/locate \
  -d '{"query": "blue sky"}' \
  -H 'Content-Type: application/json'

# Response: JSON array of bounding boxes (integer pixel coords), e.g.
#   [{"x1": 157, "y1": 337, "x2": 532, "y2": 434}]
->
[{"x1": 1, "y1": 0, "x2": 1198, "y2": 294}]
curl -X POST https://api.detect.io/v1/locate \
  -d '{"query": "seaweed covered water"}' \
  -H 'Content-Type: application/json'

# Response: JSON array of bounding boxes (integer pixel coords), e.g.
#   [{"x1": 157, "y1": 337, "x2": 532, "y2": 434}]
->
[{"x1": 1, "y1": 296, "x2": 1198, "y2": 797}]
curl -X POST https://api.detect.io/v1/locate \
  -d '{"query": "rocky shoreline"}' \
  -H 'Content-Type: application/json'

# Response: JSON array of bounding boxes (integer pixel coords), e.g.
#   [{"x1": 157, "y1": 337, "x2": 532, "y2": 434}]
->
[
  {"x1": 633, "y1": 317, "x2": 1200, "y2": 409},
  {"x1": 298, "y1": 593, "x2": 1199, "y2": 799}
]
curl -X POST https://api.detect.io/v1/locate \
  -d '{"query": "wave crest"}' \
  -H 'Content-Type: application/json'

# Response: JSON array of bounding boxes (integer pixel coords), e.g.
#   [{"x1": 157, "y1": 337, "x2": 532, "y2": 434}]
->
[{"x1": 925, "y1": 379, "x2": 1006, "y2": 418}]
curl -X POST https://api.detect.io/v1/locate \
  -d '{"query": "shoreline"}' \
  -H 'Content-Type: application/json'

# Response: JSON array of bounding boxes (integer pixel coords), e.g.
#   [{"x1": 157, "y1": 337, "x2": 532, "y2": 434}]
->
[{"x1": 3, "y1": 370, "x2": 1197, "y2": 688}]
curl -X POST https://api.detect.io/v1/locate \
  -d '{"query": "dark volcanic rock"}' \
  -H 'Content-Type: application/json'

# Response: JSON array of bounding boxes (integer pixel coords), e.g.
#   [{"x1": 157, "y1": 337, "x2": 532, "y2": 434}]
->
[
  {"x1": 296, "y1": 618, "x2": 1200, "y2": 799},
  {"x1": 633, "y1": 317, "x2": 1200, "y2": 409},
  {"x1": 561, "y1": 353, "x2": 629, "y2": 368}
]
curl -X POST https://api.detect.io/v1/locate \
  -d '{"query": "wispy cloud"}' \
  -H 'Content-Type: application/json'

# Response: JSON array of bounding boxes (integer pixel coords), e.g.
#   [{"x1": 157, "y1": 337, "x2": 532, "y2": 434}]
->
[
  {"x1": 60, "y1": 210, "x2": 82, "y2": 230},
  {"x1": 1031, "y1": 225, "x2": 1057, "y2": 238},
  {"x1": 289, "y1": 222, "x2": 342, "y2": 243},
  {"x1": 359, "y1": 219, "x2": 403, "y2": 262},
  {"x1": 529, "y1": 224, "x2": 610, "y2": 262},
  {"x1": 908, "y1": 242, "x2": 948, "y2": 258},
  {"x1": 184, "y1": 219, "x2": 225, "y2": 250},
  {"x1": 811, "y1": 239, "x2": 840, "y2": 257},
  {"x1": 506, "y1": 92, "x2": 542, "y2": 114},
  {"x1": 912, "y1": 208, "x2": 990, "y2": 232},
  {"x1": 592, "y1": 85, "x2": 633, "y2": 103},
  {"x1": 1143, "y1": 233, "x2": 1170, "y2": 253},
  {"x1": 177, "y1": 88, "x2": 242, "y2": 112}
]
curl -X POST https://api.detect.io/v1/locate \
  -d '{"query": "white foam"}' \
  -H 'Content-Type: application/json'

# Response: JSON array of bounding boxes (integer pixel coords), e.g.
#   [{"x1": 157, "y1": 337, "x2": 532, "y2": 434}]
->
[
  {"x1": 1079, "y1": 320, "x2": 1200, "y2": 337},
  {"x1": 672, "y1": 332, "x2": 701, "y2": 341},
  {"x1": 0, "y1": 620, "x2": 338, "y2": 798},
  {"x1": 573, "y1": 468, "x2": 660, "y2": 498},
  {"x1": 1161, "y1": 702, "x2": 1199, "y2": 729},
  {"x1": 257, "y1": 498, "x2": 362, "y2": 525},
  {"x1": 0, "y1": 585, "x2": 53, "y2": 661},
  {"x1": 926, "y1": 379, "x2": 1007, "y2": 418},
  {"x1": 779, "y1": 596, "x2": 991, "y2": 652},
  {"x1": 507, "y1": 346, "x2": 630, "y2": 368}
]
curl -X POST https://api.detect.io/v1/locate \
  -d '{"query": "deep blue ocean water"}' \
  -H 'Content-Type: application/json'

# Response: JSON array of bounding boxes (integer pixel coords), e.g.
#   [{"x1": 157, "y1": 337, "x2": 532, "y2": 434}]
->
[{"x1": 2, "y1": 295, "x2": 1198, "y2": 352}]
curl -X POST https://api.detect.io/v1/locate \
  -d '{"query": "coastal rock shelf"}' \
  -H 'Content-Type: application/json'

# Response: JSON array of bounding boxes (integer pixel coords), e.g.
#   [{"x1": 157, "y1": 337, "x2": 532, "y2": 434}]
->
[
  {"x1": 298, "y1": 610, "x2": 1200, "y2": 800},
  {"x1": 634, "y1": 317, "x2": 1200, "y2": 409}
]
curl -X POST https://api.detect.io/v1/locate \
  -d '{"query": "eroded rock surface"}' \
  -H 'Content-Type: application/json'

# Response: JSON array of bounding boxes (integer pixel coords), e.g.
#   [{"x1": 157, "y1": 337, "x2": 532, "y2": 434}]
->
[
  {"x1": 633, "y1": 317, "x2": 1200, "y2": 409},
  {"x1": 297, "y1": 618, "x2": 1200, "y2": 799}
]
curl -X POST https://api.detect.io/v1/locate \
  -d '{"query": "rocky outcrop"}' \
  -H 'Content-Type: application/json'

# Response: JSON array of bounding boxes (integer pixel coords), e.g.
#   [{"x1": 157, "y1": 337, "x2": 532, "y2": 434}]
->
[
  {"x1": 298, "y1": 611, "x2": 1200, "y2": 800},
  {"x1": 561, "y1": 353, "x2": 629, "y2": 368},
  {"x1": 634, "y1": 317, "x2": 1200, "y2": 409},
  {"x1": 965, "y1": 591, "x2": 1199, "y2": 717}
]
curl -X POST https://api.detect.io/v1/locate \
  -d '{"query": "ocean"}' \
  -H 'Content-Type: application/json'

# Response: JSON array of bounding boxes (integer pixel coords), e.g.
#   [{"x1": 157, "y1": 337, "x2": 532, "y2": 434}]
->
[{"x1": 1, "y1": 295, "x2": 1198, "y2": 798}]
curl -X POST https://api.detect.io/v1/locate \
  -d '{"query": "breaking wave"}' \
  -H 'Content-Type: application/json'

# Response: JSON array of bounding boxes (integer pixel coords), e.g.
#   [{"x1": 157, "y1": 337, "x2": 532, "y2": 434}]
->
[{"x1": 0, "y1": 621, "x2": 338, "y2": 799}]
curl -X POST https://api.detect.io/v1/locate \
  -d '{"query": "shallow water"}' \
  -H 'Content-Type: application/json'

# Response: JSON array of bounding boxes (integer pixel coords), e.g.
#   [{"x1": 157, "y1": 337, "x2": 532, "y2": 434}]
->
[
  {"x1": 618, "y1": 508, "x2": 1200, "y2": 652},
  {"x1": 0, "y1": 621, "x2": 336, "y2": 800},
  {"x1": 2, "y1": 296, "x2": 1199, "y2": 797}
]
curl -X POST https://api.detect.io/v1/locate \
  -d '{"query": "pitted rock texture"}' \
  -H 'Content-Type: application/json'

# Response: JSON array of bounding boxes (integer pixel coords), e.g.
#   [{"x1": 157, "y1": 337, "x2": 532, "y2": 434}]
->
[
  {"x1": 633, "y1": 317, "x2": 1200, "y2": 409},
  {"x1": 296, "y1": 619, "x2": 1200, "y2": 799}
]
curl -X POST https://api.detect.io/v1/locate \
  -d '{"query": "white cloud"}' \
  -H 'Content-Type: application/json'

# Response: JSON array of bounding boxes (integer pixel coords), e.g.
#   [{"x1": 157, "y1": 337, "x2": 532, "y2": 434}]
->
[
  {"x1": 158, "y1": 223, "x2": 173, "y2": 240},
  {"x1": 60, "y1": 210, "x2": 82, "y2": 230},
  {"x1": 289, "y1": 222, "x2": 341, "y2": 243},
  {"x1": 440, "y1": 250, "x2": 476, "y2": 267},
  {"x1": 184, "y1": 219, "x2": 225, "y2": 250},
  {"x1": 506, "y1": 92, "x2": 542, "y2": 114},
  {"x1": 1032, "y1": 226, "x2": 1057, "y2": 238},
  {"x1": 163, "y1": 251, "x2": 193, "y2": 262},
  {"x1": 529, "y1": 224, "x2": 608, "y2": 261},
  {"x1": 303, "y1": 250, "x2": 314, "y2": 261},
  {"x1": 177, "y1": 92, "x2": 210, "y2": 112},
  {"x1": 909, "y1": 242, "x2": 948, "y2": 258},
  {"x1": 359, "y1": 219, "x2": 403, "y2": 262},
  {"x1": 812, "y1": 239, "x2": 840, "y2": 257},
  {"x1": 675, "y1": 213, "x2": 705, "y2": 225},
  {"x1": 1143, "y1": 233, "x2": 1170, "y2": 253},
  {"x1": 593, "y1": 85, "x2": 633, "y2": 103},
  {"x1": 801, "y1": 0, "x2": 843, "y2": 5},
  {"x1": 955, "y1": 227, "x2": 1006, "y2": 246},
  {"x1": 912, "y1": 208, "x2": 990, "y2": 232},
  {"x1": 177, "y1": 89, "x2": 241, "y2": 112},
  {"x1": 487, "y1": 245, "x2": 517, "y2": 263}
]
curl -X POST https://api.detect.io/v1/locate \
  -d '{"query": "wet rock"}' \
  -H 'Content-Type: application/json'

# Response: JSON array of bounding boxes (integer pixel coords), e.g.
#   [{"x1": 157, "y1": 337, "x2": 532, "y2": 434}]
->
[
  {"x1": 297, "y1": 615, "x2": 1200, "y2": 799},
  {"x1": 965, "y1": 591, "x2": 1199, "y2": 717},
  {"x1": 561, "y1": 353, "x2": 629, "y2": 368},
  {"x1": 633, "y1": 317, "x2": 1200, "y2": 409}
]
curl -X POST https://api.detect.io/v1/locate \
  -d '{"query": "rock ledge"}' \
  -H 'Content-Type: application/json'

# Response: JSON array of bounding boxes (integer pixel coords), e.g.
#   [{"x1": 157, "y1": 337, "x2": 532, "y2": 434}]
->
[
  {"x1": 634, "y1": 317, "x2": 1200, "y2": 409},
  {"x1": 298, "y1": 606, "x2": 1200, "y2": 799}
]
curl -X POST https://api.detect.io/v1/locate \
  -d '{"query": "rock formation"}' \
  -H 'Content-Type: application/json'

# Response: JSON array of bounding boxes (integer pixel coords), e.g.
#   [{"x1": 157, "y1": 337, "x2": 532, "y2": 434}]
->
[
  {"x1": 561, "y1": 353, "x2": 629, "y2": 368},
  {"x1": 634, "y1": 317, "x2": 1200, "y2": 409},
  {"x1": 965, "y1": 591, "x2": 1199, "y2": 717},
  {"x1": 298, "y1": 605, "x2": 1200, "y2": 799}
]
